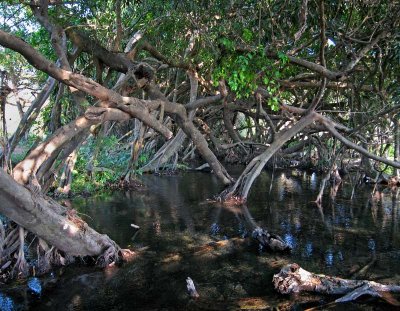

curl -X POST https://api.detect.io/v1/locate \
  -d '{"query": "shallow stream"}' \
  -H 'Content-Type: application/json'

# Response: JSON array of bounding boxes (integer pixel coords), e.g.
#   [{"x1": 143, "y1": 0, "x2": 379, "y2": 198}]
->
[{"x1": 1, "y1": 169, "x2": 400, "y2": 310}]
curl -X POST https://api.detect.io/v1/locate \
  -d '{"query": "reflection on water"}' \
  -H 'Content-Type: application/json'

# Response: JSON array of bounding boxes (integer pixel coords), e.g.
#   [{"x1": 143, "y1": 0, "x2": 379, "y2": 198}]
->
[
  {"x1": 0, "y1": 293, "x2": 14, "y2": 311},
  {"x1": 2, "y1": 170, "x2": 400, "y2": 310},
  {"x1": 27, "y1": 278, "x2": 42, "y2": 296}
]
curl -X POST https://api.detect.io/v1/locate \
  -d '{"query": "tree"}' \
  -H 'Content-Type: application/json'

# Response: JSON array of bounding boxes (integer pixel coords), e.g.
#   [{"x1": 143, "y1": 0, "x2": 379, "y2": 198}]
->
[{"x1": 0, "y1": 0, "x2": 399, "y2": 276}]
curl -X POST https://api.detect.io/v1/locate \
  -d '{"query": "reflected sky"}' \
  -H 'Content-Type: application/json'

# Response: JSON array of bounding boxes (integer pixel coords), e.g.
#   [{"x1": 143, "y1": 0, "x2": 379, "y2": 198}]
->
[
  {"x1": 0, "y1": 293, "x2": 14, "y2": 311},
  {"x1": 28, "y1": 277, "x2": 42, "y2": 296}
]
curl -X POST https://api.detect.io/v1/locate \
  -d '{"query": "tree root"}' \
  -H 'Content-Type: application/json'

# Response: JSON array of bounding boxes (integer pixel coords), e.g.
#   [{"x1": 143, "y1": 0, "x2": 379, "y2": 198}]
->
[
  {"x1": 12, "y1": 226, "x2": 28, "y2": 277},
  {"x1": 273, "y1": 263, "x2": 400, "y2": 305},
  {"x1": 96, "y1": 242, "x2": 122, "y2": 267}
]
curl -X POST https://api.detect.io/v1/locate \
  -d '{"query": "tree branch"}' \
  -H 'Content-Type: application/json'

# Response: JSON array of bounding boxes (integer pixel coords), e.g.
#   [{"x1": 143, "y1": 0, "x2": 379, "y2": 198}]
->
[
  {"x1": 322, "y1": 118, "x2": 400, "y2": 169},
  {"x1": 0, "y1": 29, "x2": 173, "y2": 140}
]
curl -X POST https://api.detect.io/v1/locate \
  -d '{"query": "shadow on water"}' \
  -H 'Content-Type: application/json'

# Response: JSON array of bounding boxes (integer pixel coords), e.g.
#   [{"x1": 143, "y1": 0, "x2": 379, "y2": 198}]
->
[{"x1": 2, "y1": 170, "x2": 400, "y2": 310}]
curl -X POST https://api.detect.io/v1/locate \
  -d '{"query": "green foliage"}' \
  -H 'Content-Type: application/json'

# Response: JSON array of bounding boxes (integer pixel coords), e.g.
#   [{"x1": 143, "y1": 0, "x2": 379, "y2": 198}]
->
[
  {"x1": 242, "y1": 28, "x2": 253, "y2": 43},
  {"x1": 212, "y1": 46, "x2": 283, "y2": 110},
  {"x1": 10, "y1": 135, "x2": 38, "y2": 164},
  {"x1": 71, "y1": 135, "x2": 130, "y2": 193}
]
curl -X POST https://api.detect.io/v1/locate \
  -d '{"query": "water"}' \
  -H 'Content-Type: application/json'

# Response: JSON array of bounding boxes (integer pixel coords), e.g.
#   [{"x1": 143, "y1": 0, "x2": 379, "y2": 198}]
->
[{"x1": 2, "y1": 170, "x2": 400, "y2": 310}]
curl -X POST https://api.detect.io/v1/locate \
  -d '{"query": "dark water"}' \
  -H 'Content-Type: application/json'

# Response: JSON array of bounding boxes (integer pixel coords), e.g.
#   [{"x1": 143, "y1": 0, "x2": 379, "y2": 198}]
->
[{"x1": 2, "y1": 170, "x2": 400, "y2": 310}]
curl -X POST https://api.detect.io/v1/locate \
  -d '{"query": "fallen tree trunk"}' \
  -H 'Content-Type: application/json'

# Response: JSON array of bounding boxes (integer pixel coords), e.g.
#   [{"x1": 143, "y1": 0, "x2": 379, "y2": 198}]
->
[
  {"x1": 0, "y1": 170, "x2": 120, "y2": 263},
  {"x1": 273, "y1": 263, "x2": 400, "y2": 304}
]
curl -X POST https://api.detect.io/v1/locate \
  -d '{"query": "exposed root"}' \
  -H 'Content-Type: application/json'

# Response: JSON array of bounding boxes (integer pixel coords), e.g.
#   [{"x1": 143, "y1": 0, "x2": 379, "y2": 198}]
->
[
  {"x1": 12, "y1": 226, "x2": 29, "y2": 278},
  {"x1": 96, "y1": 242, "x2": 122, "y2": 267},
  {"x1": 0, "y1": 217, "x2": 126, "y2": 281}
]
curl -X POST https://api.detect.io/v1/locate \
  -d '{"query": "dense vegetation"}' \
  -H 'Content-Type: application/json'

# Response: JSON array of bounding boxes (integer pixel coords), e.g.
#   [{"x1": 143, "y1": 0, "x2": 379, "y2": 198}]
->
[{"x1": 0, "y1": 0, "x2": 399, "y2": 281}]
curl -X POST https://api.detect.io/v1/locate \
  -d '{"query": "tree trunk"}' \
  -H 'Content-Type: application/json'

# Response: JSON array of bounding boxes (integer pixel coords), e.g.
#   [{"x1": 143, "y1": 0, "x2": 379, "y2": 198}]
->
[
  {"x1": 223, "y1": 107, "x2": 241, "y2": 143},
  {"x1": 13, "y1": 107, "x2": 130, "y2": 185},
  {"x1": 144, "y1": 83, "x2": 234, "y2": 185},
  {"x1": 220, "y1": 113, "x2": 315, "y2": 201},
  {"x1": 142, "y1": 70, "x2": 198, "y2": 172},
  {"x1": 56, "y1": 149, "x2": 79, "y2": 194},
  {"x1": 48, "y1": 83, "x2": 64, "y2": 133},
  {"x1": 6, "y1": 77, "x2": 57, "y2": 160},
  {"x1": 0, "y1": 170, "x2": 120, "y2": 260}
]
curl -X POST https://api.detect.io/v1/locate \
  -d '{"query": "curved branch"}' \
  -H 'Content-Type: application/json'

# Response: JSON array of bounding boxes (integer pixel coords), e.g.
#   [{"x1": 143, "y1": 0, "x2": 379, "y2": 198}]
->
[
  {"x1": 13, "y1": 107, "x2": 130, "y2": 184},
  {"x1": 267, "y1": 30, "x2": 389, "y2": 80},
  {"x1": 186, "y1": 94, "x2": 223, "y2": 110},
  {"x1": 0, "y1": 29, "x2": 173, "y2": 140},
  {"x1": 322, "y1": 118, "x2": 400, "y2": 169},
  {"x1": 141, "y1": 41, "x2": 191, "y2": 70}
]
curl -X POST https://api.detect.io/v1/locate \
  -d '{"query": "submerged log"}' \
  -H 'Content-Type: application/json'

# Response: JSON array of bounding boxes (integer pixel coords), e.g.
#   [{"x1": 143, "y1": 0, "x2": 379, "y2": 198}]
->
[
  {"x1": 273, "y1": 263, "x2": 400, "y2": 304},
  {"x1": 252, "y1": 227, "x2": 291, "y2": 252},
  {"x1": 242, "y1": 205, "x2": 291, "y2": 252}
]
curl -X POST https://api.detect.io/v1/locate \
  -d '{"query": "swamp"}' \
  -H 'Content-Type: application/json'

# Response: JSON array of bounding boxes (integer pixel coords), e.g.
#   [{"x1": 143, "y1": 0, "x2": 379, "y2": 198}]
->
[{"x1": 0, "y1": 0, "x2": 399, "y2": 310}]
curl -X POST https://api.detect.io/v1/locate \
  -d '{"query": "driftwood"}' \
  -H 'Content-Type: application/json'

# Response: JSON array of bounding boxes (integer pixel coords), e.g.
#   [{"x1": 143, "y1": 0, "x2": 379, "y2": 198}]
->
[{"x1": 273, "y1": 263, "x2": 400, "y2": 305}]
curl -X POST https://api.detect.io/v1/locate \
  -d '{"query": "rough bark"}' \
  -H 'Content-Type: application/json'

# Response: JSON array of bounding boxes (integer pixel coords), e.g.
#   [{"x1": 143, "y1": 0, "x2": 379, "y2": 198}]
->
[
  {"x1": 141, "y1": 70, "x2": 198, "y2": 172},
  {"x1": 0, "y1": 170, "x2": 120, "y2": 260},
  {"x1": 56, "y1": 148, "x2": 78, "y2": 194},
  {"x1": 274, "y1": 263, "x2": 400, "y2": 304},
  {"x1": 0, "y1": 30, "x2": 173, "y2": 140},
  {"x1": 0, "y1": 29, "x2": 234, "y2": 185},
  {"x1": 223, "y1": 107, "x2": 241, "y2": 143}
]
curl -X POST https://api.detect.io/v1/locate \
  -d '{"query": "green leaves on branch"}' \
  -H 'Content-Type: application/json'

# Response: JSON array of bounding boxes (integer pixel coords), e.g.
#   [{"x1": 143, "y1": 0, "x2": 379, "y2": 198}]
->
[
  {"x1": 242, "y1": 28, "x2": 253, "y2": 43},
  {"x1": 212, "y1": 41, "x2": 284, "y2": 111},
  {"x1": 213, "y1": 52, "x2": 257, "y2": 98}
]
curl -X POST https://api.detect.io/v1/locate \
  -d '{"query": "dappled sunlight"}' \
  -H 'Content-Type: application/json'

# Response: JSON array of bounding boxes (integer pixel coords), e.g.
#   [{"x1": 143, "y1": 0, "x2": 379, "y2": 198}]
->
[
  {"x1": 161, "y1": 253, "x2": 182, "y2": 264},
  {"x1": 1, "y1": 0, "x2": 399, "y2": 308},
  {"x1": 43, "y1": 141, "x2": 57, "y2": 155},
  {"x1": 62, "y1": 221, "x2": 79, "y2": 235}
]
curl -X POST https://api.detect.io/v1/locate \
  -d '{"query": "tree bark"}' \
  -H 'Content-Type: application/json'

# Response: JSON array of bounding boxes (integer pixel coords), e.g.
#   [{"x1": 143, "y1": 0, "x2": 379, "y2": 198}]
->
[
  {"x1": 220, "y1": 113, "x2": 315, "y2": 201},
  {"x1": 4, "y1": 78, "x2": 56, "y2": 160},
  {"x1": 141, "y1": 70, "x2": 198, "y2": 172},
  {"x1": 0, "y1": 170, "x2": 120, "y2": 260},
  {"x1": 144, "y1": 83, "x2": 234, "y2": 185},
  {"x1": 223, "y1": 107, "x2": 241, "y2": 143},
  {"x1": 274, "y1": 263, "x2": 400, "y2": 304},
  {"x1": 13, "y1": 107, "x2": 130, "y2": 185}
]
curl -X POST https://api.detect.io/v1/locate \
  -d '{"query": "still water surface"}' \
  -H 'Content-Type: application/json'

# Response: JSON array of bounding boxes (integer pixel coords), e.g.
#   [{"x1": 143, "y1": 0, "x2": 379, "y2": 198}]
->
[{"x1": 2, "y1": 170, "x2": 400, "y2": 310}]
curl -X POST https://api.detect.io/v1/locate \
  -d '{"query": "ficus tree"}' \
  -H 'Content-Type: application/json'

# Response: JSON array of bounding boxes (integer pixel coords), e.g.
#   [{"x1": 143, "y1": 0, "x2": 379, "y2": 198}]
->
[{"x1": 0, "y1": 0, "x2": 399, "y2": 277}]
